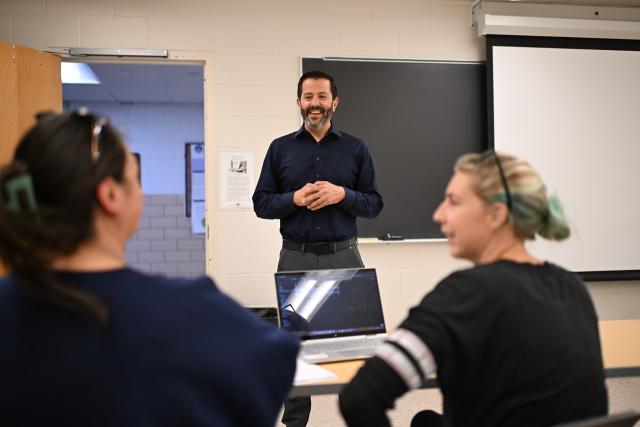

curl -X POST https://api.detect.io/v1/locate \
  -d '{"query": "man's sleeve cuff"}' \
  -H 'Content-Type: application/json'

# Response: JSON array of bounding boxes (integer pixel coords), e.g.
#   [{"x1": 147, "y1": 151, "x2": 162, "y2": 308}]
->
[
  {"x1": 279, "y1": 191, "x2": 297, "y2": 214},
  {"x1": 338, "y1": 187, "x2": 355, "y2": 210}
]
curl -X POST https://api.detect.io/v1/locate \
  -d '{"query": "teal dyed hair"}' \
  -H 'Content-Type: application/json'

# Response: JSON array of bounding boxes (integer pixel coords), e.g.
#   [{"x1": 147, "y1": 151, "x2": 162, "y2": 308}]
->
[{"x1": 456, "y1": 151, "x2": 570, "y2": 241}]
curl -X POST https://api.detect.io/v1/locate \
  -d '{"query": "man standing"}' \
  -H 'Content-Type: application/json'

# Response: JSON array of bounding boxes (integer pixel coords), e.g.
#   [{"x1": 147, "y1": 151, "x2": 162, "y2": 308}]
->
[{"x1": 252, "y1": 70, "x2": 384, "y2": 427}]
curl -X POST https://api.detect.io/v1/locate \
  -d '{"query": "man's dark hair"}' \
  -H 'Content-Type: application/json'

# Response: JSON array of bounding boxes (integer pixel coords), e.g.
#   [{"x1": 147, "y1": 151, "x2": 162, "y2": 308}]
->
[{"x1": 297, "y1": 70, "x2": 338, "y2": 100}]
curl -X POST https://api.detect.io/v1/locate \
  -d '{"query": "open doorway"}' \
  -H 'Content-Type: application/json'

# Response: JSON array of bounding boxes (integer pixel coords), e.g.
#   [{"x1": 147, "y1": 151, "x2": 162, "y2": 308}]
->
[{"x1": 62, "y1": 61, "x2": 206, "y2": 277}]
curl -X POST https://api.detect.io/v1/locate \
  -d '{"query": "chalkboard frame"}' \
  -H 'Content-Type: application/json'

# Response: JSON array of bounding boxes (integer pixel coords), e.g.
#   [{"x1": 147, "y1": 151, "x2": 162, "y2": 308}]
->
[{"x1": 302, "y1": 57, "x2": 487, "y2": 240}]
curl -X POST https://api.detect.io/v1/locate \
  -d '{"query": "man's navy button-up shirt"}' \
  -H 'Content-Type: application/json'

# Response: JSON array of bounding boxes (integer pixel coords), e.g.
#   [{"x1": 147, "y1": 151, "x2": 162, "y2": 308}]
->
[{"x1": 252, "y1": 125, "x2": 383, "y2": 243}]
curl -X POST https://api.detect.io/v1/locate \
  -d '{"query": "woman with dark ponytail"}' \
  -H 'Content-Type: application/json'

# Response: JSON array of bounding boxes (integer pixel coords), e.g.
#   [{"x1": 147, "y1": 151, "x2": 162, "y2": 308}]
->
[
  {"x1": 339, "y1": 151, "x2": 607, "y2": 427},
  {"x1": 0, "y1": 109, "x2": 298, "y2": 427}
]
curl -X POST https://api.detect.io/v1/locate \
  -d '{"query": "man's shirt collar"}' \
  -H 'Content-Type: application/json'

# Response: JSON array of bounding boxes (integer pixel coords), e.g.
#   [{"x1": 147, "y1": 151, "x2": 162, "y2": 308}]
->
[{"x1": 294, "y1": 123, "x2": 343, "y2": 140}]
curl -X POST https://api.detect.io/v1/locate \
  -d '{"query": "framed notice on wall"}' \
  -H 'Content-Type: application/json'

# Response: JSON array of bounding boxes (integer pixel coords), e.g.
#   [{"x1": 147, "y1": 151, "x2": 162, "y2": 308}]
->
[{"x1": 185, "y1": 143, "x2": 205, "y2": 234}]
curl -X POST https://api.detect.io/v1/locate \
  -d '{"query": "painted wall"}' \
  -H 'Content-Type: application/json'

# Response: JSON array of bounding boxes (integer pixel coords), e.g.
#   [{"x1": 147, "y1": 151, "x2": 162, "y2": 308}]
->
[{"x1": 3, "y1": 0, "x2": 639, "y2": 329}]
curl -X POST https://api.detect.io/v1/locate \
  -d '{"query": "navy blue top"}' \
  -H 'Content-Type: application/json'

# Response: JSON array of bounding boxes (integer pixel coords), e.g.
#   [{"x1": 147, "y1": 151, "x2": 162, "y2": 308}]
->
[
  {"x1": 253, "y1": 125, "x2": 383, "y2": 243},
  {"x1": 0, "y1": 269, "x2": 299, "y2": 427}
]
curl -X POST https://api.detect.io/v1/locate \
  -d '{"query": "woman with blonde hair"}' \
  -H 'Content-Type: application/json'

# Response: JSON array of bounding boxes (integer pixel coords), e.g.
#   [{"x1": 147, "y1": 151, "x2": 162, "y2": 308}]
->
[
  {"x1": 339, "y1": 151, "x2": 607, "y2": 427},
  {"x1": 0, "y1": 109, "x2": 299, "y2": 427}
]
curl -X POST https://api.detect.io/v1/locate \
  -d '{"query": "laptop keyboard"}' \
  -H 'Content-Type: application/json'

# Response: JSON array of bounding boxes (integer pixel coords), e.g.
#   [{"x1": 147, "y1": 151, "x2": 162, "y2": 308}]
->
[{"x1": 302, "y1": 337, "x2": 385, "y2": 355}]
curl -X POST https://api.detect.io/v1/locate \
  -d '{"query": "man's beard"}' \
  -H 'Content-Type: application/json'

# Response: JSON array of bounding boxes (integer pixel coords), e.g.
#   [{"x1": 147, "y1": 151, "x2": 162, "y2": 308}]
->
[{"x1": 301, "y1": 105, "x2": 333, "y2": 130}]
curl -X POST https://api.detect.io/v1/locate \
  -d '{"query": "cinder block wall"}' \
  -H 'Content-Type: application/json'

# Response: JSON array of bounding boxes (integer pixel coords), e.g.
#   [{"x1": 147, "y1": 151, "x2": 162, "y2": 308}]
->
[{"x1": 126, "y1": 194, "x2": 205, "y2": 278}]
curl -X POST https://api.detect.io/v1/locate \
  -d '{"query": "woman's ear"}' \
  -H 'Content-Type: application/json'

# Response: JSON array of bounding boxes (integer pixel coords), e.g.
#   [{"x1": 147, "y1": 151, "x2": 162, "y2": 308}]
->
[
  {"x1": 95, "y1": 177, "x2": 121, "y2": 216},
  {"x1": 489, "y1": 202, "x2": 510, "y2": 230}
]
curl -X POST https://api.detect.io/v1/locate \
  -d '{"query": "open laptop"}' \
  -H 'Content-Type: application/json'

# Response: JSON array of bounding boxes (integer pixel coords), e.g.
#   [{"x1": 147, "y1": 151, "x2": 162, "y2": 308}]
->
[{"x1": 275, "y1": 268, "x2": 387, "y2": 364}]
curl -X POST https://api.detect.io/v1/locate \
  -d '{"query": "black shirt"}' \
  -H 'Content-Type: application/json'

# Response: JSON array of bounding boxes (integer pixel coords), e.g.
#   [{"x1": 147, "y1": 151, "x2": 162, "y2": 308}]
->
[
  {"x1": 340, "y1": 261, "x2": 607, "y2": 427},
  {"x1": 252, "y1": 125, "x2": 383, "y2": 243}
]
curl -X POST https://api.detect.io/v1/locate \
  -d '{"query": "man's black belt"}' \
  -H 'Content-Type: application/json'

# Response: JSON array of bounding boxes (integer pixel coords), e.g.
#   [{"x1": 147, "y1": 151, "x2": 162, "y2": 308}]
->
[{"x1": 282, "y1": 238, "x2": 357, "y2": 255}]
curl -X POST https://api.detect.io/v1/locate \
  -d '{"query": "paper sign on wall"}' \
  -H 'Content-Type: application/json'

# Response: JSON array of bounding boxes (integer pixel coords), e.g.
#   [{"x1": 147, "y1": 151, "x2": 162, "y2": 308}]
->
[{"x1": 220, "y1": 152, "x2": 255, "y2": 209}]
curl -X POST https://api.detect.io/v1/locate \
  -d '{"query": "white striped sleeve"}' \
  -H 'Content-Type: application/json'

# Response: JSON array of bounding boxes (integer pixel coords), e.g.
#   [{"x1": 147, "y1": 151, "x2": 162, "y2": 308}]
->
[{"x1": 374, "y1": 328, "x2": 437, "y2": 390}]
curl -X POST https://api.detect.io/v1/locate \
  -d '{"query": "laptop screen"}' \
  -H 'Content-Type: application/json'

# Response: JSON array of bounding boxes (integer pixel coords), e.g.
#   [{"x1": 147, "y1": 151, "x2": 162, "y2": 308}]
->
[{"x1": 275, "y1": 268, "x2": 386, "y2": 340}]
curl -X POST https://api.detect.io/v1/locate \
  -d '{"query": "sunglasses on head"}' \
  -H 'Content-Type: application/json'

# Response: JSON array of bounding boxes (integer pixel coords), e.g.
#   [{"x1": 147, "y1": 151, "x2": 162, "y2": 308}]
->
[
  {"x1": 475, "y1": 150, "x2": 513, "y2": 211},
  {"x1": 37, "y1": 108, "x2": 109, "y2": 163},
  {"x1": 73, "y1": 107, "x2": 109, "y2": 163},
  {"x1": 38, "y1": 108, "x2": 109, "y2": 163}
]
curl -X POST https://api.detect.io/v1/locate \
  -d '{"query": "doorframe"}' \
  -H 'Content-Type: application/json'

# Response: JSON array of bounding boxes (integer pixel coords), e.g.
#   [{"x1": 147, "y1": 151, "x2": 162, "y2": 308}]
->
[{"x1": 57, "y1": 49, "x2": 217, "y2": 278}]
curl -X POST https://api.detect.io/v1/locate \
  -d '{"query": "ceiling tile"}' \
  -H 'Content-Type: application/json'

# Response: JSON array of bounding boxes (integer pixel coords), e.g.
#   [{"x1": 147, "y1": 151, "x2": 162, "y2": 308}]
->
[
  {"x1": 166, "y1": 84, "x2": 204, "y2": 103},
  {"x1": 62, "y1": 84, "x2": 117, "y2": 102},
  {"x1": 109, "y1": 83, "x2": 172, "y2": 103}
]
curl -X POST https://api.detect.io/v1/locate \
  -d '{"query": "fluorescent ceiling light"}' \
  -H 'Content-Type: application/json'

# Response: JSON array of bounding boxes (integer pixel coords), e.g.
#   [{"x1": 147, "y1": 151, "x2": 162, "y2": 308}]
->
[{"x1": 61, "y1": 62, "x2": 101, "y2": 84}]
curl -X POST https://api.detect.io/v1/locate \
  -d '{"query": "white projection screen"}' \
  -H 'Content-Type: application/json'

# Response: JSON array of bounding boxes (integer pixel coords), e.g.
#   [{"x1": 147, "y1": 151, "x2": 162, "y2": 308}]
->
[{"x1": 487, "y1": 36, "x2": 640, "y2": 279}]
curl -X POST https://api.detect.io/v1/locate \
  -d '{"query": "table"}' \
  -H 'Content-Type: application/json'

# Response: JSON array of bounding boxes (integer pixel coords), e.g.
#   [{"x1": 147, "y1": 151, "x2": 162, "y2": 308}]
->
[
  {"x1": 599, "y1": 319, "x2": 640, "y2": 378},
  {"x1": 290, "y1": 319, "x2": 640, "y2": 397}
]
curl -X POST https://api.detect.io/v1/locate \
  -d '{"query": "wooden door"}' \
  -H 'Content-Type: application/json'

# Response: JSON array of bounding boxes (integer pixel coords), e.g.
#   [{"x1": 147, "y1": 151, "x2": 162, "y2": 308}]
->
[
  {"x1": 0, "y1": 42, "x2": 62, "y2": 165},
  {"x1": 0, "y1": 42, "x2": 62, "y2": 274}
]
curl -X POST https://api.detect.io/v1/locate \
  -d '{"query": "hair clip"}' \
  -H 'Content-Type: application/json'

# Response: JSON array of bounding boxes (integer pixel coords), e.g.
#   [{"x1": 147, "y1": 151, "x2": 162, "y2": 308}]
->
[{"x1": 4, "y1": 173, "x2": 38, "y2": 213}]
